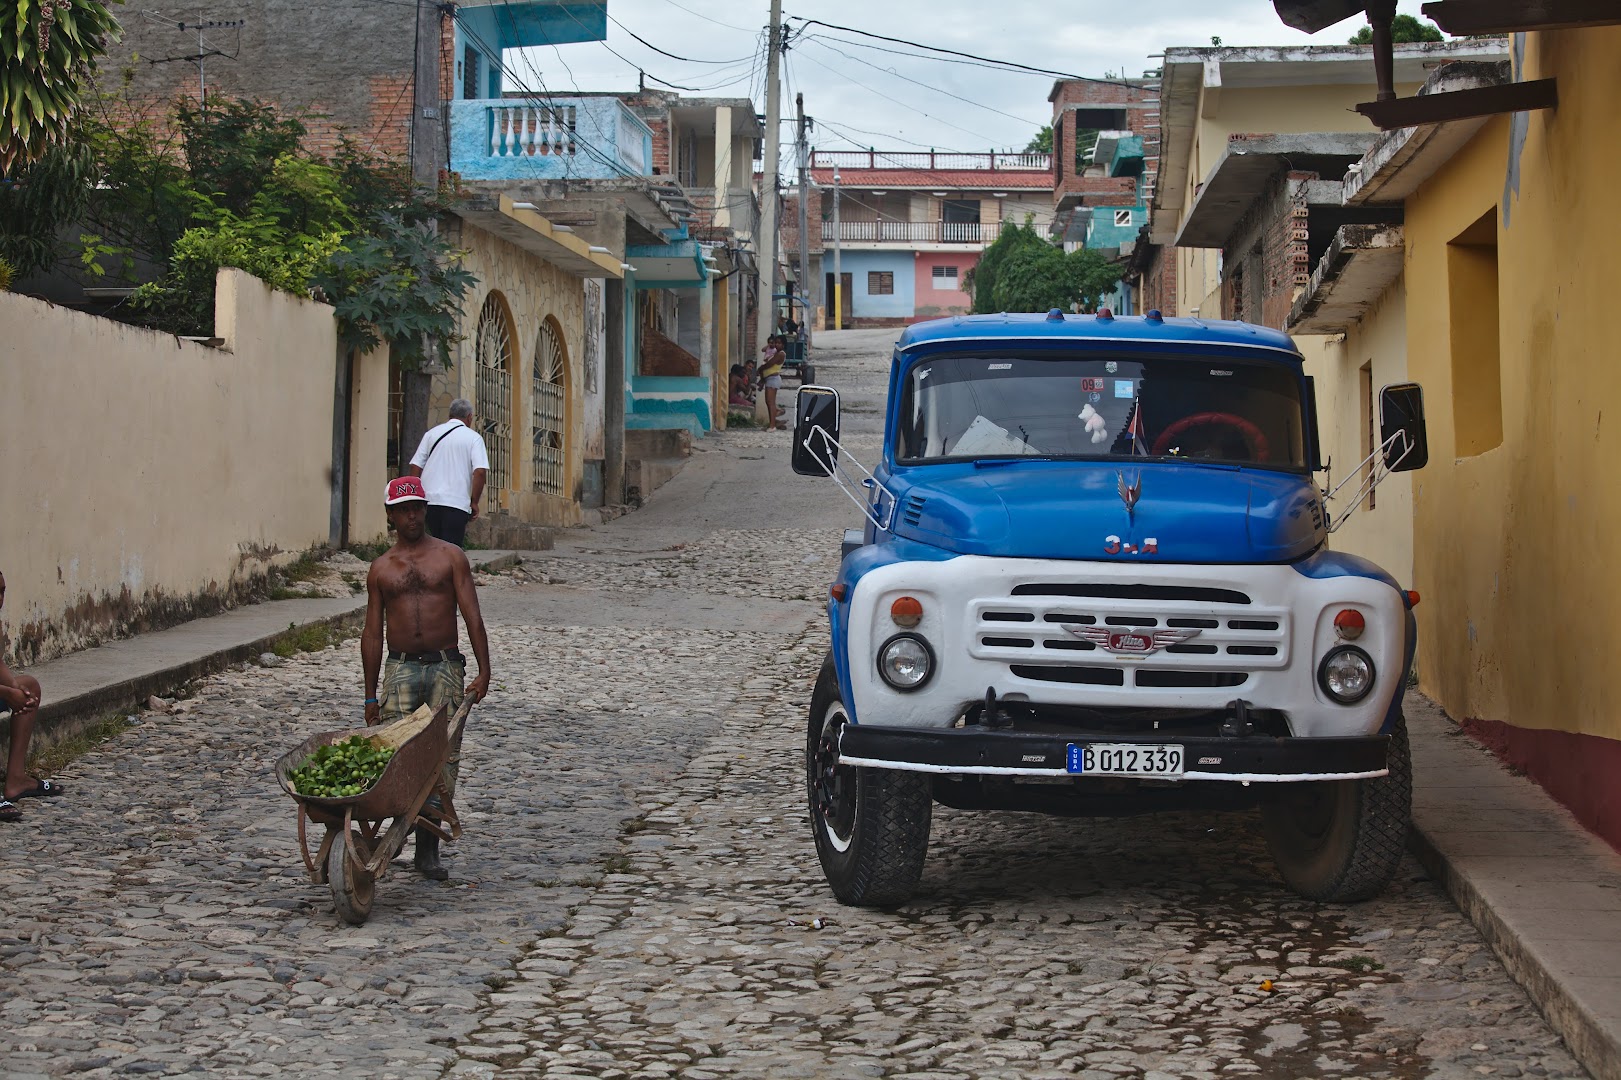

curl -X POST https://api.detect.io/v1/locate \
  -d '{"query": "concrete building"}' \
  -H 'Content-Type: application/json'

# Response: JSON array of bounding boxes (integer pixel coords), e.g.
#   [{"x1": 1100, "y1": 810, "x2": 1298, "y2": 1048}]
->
[
  {"x1": 1270, "y1": 16, "x2": 1621, "y2": 850},
  {"x1": 790, "y1": 150, "x2": 1055, "y2": 328},
  {"x1": 1149, "y1": 40, "x2": 1505, "y2": 584},
  {"x1": 1048, "y1": 79, "x2": 1159, "y2": 313}
]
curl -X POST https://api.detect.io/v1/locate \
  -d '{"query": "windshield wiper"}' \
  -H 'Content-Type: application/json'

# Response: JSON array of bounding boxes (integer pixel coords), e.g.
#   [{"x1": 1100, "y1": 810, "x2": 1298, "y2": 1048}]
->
[{"x1": 973, "y1": 456, "x2": 1053, "y2": 468}]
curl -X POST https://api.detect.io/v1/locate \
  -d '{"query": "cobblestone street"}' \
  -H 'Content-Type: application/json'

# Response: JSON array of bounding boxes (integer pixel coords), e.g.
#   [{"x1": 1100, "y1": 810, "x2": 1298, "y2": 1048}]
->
[{"x1": 0, "y1": 332, "x2": 1592, "y2": 1079}]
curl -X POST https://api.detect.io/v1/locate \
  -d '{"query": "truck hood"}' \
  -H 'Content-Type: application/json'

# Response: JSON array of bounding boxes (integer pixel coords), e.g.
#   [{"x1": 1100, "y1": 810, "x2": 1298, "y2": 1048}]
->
[{"x1": 888, "y1": 461, "x2": 1324, "y2": 563}]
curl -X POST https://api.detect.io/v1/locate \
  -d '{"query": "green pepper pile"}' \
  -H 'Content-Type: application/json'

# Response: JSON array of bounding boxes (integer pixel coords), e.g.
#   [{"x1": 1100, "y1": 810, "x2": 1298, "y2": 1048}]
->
[{"x1": 289, "y1": 735, "x2": 396, "y2": 798}]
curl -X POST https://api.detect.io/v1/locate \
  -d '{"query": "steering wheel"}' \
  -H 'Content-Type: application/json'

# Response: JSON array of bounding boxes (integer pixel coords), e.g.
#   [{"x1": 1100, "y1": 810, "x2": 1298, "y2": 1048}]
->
[{"x1": 1151, "y1": 411, "x2": 1271, "y2": 462}]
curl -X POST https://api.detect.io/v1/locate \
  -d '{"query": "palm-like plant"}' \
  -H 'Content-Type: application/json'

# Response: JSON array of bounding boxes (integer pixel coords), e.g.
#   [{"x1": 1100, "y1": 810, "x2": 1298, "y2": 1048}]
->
[{"x1": 0, "y1": 0, "x2": 123, "y2": 175}]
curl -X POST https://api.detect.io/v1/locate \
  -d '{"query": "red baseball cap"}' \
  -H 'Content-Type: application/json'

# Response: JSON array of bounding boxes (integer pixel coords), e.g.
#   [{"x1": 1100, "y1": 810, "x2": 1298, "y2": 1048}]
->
[{"x1": 384, "y1": 476, "x2": 427, "y2": 505}]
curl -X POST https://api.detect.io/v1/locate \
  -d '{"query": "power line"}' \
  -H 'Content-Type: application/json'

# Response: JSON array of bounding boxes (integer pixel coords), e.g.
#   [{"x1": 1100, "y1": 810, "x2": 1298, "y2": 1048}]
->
[
  {"x1": 606, "y1": 13, "x2": 754, "y2": 65},
  {"x1": 802, "y1": 35, "x2": 1046, "y2": 129},
  {"x1": 790, "y1": 48, "x2": 1007, "y2": 146},
  {"x1": 785, "y1": 15, "x2": 1142, "y2": 88},
  {"x1": 652, "y1": 0, "x2": 757, "y2": 33}
]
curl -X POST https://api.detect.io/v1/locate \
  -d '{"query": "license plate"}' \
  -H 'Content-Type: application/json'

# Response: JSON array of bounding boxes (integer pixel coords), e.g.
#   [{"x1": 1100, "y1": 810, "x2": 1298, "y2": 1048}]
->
[{"x1": 1066, "y1": 742, "x2": 1184, "y2": 778}]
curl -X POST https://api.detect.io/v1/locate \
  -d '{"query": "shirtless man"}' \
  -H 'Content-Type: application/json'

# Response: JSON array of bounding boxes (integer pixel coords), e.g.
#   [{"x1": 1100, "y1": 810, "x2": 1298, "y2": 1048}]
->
[{"x1": 361, "y1": 476, "x2": 491, "y2": 879}]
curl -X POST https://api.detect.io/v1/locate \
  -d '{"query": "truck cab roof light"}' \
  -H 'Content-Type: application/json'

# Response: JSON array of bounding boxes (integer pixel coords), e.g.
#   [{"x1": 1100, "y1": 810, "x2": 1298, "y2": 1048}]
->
[
  {"x1": 1046, "y1": 308, "x2": 1065, "y2": 321},
  {"x1": 1145, "y1": 309, "x2": 1163, "y2": 322},
  {"x1": 1096, "y1": 308, "x2": 1114, "y2": 321}
]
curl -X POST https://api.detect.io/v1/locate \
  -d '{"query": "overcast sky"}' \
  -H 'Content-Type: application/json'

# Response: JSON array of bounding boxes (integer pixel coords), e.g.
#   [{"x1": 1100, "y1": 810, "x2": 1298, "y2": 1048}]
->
[{"x1": 512, "y1": 0, "x2": 1441, "y2": 158}]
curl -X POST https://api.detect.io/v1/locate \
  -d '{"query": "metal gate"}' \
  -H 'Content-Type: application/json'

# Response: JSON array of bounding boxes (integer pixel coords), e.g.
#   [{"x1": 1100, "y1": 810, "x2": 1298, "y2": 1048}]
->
[
  {"x1": 474, "y1": 295, "x2": 512, "y2": 513},
  {"x1": 532, "y1": 318, "x2": 566, "y2": 496}
]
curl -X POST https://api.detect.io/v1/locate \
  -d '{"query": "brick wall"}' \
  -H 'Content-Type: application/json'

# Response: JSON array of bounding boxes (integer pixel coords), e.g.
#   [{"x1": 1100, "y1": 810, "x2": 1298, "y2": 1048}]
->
[
  {"x1": 94, "y1": 0, "x2": 425, "y2": 168},
  {"x1": 1217, "y1": 171, "x2": 1315, "y2": 330}
]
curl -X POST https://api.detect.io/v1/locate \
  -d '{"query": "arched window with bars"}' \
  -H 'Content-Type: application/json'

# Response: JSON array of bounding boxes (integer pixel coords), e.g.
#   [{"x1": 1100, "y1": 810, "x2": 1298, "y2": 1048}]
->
[
  {"x1": 473, "y1": 293, "x2": 515, "y2": 513},
  {"x1": 532, "y1": 316, "x2": 568, "y2": 496}
]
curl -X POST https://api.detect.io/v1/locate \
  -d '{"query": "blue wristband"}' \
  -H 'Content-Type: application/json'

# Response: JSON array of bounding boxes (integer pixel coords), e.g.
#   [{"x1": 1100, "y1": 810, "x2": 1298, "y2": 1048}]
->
[{"x1": 364, "y1": 697, "x2": 378, "y2": 705}]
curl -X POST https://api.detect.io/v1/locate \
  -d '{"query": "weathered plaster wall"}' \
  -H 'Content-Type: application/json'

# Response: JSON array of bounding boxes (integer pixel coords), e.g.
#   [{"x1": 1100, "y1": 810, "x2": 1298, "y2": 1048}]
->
[
  {"x1": 1403, "y1": 29, "x2": 1621, "y2": 840},
  {"x1": 1308, "y1": 284, "x2": 1413, "y2": 586},
  {"x1": 440, "y1": 217, "x2": 588, "y2": 527},
  {"x1": 0, "y1": 270, "x2": 338, "y2": 666}
]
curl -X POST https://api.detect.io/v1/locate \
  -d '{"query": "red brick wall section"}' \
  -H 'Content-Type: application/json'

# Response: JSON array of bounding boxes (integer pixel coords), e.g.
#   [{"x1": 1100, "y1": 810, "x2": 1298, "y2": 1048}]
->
[
  {"x1": 440, "y1": 10, "x2": 456, "y2": 103},
  {"x1": 1257, "y1": 178, "x2": 1312, "y2": 330}
]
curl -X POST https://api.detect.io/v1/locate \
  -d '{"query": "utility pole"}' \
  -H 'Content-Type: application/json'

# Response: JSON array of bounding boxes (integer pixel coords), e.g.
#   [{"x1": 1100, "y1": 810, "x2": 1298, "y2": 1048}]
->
[
  {"x1": 832, "y1": 166, "x2": 842, "y2": 331},
  {"x1": 754, "y1": 0, "x2": 783, "y2": 366},
  {"x1": 796, "y1": 92, "x2": 811, "y2": 344},
  {"x1": 174, "y1": 18, "x2": 244, "y2": 105}
]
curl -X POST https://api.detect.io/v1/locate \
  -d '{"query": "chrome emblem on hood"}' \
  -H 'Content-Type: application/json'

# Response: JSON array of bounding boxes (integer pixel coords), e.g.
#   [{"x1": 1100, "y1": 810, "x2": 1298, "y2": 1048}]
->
[{"x1": 1117, "y1": 470, "x2": 1142, "y2": 518}]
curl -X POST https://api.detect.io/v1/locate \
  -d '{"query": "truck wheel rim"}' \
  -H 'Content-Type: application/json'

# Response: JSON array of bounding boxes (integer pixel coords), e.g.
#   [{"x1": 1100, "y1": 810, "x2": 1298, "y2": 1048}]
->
[{"x1": 814, "y1": 704, "x2": 857, "y2": 852}]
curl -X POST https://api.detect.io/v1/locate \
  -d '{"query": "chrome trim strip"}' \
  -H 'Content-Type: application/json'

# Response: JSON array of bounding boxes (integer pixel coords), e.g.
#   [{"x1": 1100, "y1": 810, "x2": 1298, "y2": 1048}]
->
[{"x1": 838, "y1": 755, "x2": 1388, "y2": 783}]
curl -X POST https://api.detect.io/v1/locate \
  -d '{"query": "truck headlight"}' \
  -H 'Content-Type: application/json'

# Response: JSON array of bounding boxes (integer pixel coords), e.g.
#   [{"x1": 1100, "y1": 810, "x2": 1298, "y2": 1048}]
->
[
  {"x1": 1318, "y1": 645, "x2": 1375, "y2": 704},
  {"x1": 878, "y1": 633, "x2": 934, "y2": 691}
]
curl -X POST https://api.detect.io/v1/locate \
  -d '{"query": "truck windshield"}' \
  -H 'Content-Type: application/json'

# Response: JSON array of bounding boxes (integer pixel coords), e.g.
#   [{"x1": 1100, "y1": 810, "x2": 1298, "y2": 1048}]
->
[{"x1": 895, "y1": 352, "x2": 1308, "y2": 469}]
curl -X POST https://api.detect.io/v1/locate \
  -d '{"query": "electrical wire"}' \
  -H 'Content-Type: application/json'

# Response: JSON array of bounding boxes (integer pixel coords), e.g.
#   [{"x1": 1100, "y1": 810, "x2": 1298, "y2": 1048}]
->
[
  {"x1": 790, "y1": 47, "x2": 1008, "y2": 146},
  {"x1": 652, "y1": 0, "x2": 756, "y2": 34},
  {"x1": 785, "y1": 15, "x2": 1143, "y2": 88},
  {"x1": 801, "y1": 35, "x2": 1046, "y2": 130},
  {"x1": 606, "y1": 13, "x2": 754, "y2": 65}
]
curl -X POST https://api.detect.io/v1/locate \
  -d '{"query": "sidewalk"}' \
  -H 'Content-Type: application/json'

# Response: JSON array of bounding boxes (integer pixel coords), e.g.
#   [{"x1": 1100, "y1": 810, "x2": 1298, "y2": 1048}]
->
[
  {"x1": 1406, "y1": 694, "x2": 1621, "y2": 1080},
  {"x1": 25, "y1": 550, "x2": 520, "y2": 739},
  {"x1": 11, "y1": 586, "x2": 1620, "y2": 1079}
]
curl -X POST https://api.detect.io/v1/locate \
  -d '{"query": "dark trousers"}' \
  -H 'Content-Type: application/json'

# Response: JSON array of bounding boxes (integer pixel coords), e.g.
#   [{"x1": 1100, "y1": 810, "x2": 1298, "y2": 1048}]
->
[{"x1": 425, "y1": 504, "x2": 471, "y2": 547}]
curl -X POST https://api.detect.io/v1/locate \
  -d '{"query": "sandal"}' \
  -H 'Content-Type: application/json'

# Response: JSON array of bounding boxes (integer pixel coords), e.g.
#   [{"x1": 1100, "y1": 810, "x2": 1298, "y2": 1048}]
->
[
  {"x1": 0, "y1": 798, "x2": 19, "y2": 823},
  {"x1": 12, "y1": 778, "x2": 63, "y2": 799}
]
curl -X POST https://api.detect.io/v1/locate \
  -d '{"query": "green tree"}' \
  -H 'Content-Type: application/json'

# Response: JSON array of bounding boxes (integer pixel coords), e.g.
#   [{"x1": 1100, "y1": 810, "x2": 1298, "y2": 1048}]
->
[
  {"x1": 1349, "y1": 15, "x2": 1443, "y2": 43},
  {"x1": 965, "y1": 219, "x2": 1121, "y2": 314},
  {"x1": 0, "y1": 0, "x2": 124, "y2": 174},
  {"x1": 1024, "y1": 126, "x2": 1053, "y2": 154},
  {"x1": 0, "y1": 138, "x2": 93, "y2": 275}
]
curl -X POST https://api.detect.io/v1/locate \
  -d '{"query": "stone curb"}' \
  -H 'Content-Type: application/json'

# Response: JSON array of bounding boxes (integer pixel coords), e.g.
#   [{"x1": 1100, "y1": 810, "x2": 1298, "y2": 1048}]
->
[
  {"x1": 18, "y1": 551, "x2": 523, "y2": 749},
  {"x1": 1410, "y1": 817, "x2": 1621, "y2": 1080}
]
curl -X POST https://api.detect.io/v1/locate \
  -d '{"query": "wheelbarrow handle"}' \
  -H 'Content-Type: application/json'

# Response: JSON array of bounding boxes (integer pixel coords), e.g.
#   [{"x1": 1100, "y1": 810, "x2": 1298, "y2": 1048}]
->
[{"x1": 449, "y1": 696, "x2": 474, "y2": 741}]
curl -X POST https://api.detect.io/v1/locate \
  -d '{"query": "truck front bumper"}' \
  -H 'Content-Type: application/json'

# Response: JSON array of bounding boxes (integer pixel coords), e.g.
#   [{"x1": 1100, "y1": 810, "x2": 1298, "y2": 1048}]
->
[{"x1": 839, "y1": 724, "x2": 1390, "y2": 783}]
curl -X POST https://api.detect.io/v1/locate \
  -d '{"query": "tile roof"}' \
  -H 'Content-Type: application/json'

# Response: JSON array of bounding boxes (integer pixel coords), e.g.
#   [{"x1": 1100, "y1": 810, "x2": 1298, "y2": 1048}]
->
[{"x1": 806, "y1": 168, "x2": 1054, "y2": 190}]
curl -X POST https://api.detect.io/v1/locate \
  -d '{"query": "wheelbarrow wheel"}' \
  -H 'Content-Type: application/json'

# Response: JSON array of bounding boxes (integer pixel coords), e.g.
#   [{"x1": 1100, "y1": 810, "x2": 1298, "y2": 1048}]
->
[{"x1": 327, "y1": 827, "x2": 376, "y2": 925}]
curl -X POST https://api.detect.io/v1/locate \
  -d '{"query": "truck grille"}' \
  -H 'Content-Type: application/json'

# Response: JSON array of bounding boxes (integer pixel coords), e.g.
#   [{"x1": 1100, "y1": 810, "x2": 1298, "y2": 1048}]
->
[{"x1": 972, "y1": 581, "x2": 1288, "y2": 688}]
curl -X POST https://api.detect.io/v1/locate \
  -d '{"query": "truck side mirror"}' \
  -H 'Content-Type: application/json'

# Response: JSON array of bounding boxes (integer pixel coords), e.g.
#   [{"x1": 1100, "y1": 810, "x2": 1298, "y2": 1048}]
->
[
  {"x1": 792, "y1": 385, "x2": 841, "y2": 476},
  {"x1": 1379, "y1": 383, "x2": 1428, "y2": 472}
]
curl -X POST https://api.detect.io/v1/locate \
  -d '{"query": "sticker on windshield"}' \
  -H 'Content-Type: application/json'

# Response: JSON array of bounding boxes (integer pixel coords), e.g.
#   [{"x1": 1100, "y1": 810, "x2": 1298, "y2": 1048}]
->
[
  {"x1": 1210, "y1": 369, "x2": 1233, "y2": 376},
  {"x1": 988, "y1": 363, "x2": 1012, "y2": 370},
  {"x1": 1080, "y1": 377, "x2": 1104, "y2": 392},
  {"x1": 1105, "y1": 361, "x2": 1118, "y2": 374},
  {"x1": 1114, "y1": 380, "x2": 1135, "y2": 399}
]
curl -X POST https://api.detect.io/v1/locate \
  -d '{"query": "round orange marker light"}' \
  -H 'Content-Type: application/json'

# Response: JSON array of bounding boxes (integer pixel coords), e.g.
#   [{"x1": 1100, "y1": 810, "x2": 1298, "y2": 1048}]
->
[
  {"x1": 1334, "y1": 608, "x2": 1366, "y2": 640},
  {"x1": 1406, "y1": 590, "x2": 1421, "y2": 607},
  {"x1": 890, "y1": 596, "x2": 924, "y2": 628},
  {"x1": 830, "y1": 584, "x2": 848, "y2": 602}
]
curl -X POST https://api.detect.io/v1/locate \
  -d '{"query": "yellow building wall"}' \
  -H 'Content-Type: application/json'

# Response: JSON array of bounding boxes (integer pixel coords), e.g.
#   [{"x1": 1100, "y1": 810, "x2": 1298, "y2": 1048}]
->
[
  {"x1": 443, "y1": 223, "x2": 588, "y2": 528},
  {"x1": 1404, "y1": 27, "x2": 1621, "y2": 740},
  {"x1": 1307, "y1": 283, "x2": 1414, "y2": 586},
  {"x1": 1174, "y1": 82, "x2": 1421, "y2": 320}
]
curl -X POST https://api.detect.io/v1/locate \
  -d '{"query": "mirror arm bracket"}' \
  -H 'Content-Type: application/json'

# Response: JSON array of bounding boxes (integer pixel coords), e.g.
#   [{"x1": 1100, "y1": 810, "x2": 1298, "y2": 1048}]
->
[
  {"x1": 1323, "y1": 429, "x2": 1412, "y2": 533},
  {"x1": 801, "y1": 424, "x2": 897, "y2": 531}
]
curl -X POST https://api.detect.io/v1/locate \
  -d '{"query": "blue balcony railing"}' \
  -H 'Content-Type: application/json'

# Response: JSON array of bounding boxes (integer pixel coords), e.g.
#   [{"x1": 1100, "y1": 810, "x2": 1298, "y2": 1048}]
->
[{"x1": 450, "y1": 97, "x2": 654, "y2": 181}]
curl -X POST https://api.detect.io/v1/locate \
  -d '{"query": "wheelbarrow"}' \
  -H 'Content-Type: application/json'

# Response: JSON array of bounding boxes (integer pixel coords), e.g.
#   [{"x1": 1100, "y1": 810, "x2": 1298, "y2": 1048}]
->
[{"x1": 275, "y1": 699, "x2": 471, "y2": 925}]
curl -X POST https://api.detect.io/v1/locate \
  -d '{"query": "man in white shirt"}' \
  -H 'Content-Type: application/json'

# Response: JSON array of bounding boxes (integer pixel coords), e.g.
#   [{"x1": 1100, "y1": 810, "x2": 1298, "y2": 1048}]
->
[{"x1": 407, "y1": 398, "x2": 490, "y2": 547}]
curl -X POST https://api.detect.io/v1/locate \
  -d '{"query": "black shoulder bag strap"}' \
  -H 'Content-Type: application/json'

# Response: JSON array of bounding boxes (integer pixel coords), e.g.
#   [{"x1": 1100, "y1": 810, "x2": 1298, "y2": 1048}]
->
[{"x1": 422, "y1": 420, "x2": 463, "y2": 464}]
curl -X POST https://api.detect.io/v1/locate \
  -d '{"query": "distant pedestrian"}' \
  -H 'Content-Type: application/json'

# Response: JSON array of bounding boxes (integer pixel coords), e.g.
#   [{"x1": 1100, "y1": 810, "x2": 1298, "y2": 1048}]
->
[
  {"x1": 0, "y1": 571, "x2": 63, "y2": 823},
  {"x1": 362, "y1": 477, "x2": 492, "y2": 879},
  {"x1": 408, "y1": 398, "x2": 489, "y2": 548},
  {"x1": 760, "y1": 335, "x2": 787, "y2": 431}
]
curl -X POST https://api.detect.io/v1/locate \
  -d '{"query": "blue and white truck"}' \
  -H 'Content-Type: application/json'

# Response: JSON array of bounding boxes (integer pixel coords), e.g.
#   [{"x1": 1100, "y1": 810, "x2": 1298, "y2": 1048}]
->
[{"x1": 791, "y1": 310, "x2": 1428, "y2": 907}]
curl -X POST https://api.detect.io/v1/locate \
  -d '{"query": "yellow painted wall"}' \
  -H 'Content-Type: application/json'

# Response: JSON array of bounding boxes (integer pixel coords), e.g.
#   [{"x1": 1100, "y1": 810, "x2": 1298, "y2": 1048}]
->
[
  {"x1": 442, "y1": 221, "x2": 588, "y2": 528},
  {"x1": 0, "y1": 270, "x2": 338, "y2": 665},
  {"x1": 1307, "y1": 283, "x2": 1414, "y2": 585},
  {"x1": 347, "y1": 345, "x2": 391, "y2": 545},
  {"x1": 1174, "y1": 80, "x2": 1420, "y2": 320},
  {"x1": 1405, "y1": 27, "x2": 1621, "y2": 739}
]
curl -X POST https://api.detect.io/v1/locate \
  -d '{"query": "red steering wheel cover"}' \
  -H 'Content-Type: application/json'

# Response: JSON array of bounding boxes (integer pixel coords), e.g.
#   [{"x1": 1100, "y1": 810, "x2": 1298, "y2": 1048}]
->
[{"x1": 1151, "y1": 411, "x2": 1271, "y2": 462}]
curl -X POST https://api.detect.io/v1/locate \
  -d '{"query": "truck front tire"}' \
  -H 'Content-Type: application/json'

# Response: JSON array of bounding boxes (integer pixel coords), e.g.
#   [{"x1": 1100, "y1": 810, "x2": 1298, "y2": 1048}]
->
[
  {"x1": 806, "y1": 657, "x2": 931, "y2": 907},
  {"x1": 1260, "y1": 713, "x2": 1412, "y2": 902}
]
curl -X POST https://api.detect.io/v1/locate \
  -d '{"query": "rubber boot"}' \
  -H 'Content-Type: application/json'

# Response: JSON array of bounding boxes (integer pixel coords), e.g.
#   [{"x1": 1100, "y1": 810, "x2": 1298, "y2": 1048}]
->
[{"x1": 414, "y1": 827, "x2": 448, "y2": 880}]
